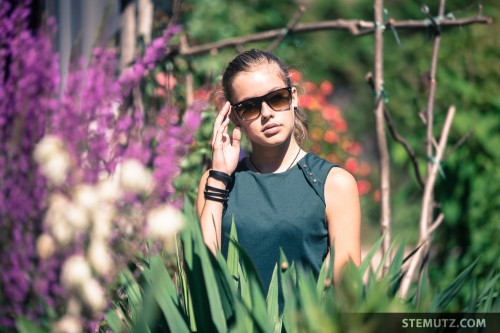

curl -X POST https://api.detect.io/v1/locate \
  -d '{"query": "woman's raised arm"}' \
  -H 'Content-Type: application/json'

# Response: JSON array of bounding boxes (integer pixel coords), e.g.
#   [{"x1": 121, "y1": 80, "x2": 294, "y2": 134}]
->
[{"x1": 196, "y1": 102, "x2": 241, "y2": 255}]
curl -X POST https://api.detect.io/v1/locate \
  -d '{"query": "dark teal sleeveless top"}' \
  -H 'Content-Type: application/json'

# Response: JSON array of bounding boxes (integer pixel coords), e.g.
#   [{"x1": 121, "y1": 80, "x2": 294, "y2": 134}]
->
[{"x1": 221, "y1": 153, "x2": 338, "y2": 300}]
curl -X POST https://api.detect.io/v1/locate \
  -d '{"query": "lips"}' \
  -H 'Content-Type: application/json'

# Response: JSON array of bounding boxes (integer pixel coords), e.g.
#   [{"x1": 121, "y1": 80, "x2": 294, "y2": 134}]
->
[
  {"x1": 262, "y1": 123, "x2": 281, "y2": 136},
  {"x1": 262, "y1": 123, "x2": 280, "y2": 132}
]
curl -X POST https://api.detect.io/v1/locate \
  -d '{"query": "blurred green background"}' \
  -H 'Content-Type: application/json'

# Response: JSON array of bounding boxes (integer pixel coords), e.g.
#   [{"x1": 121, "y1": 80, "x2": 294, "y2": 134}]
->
[{"x1": 166, "y1": 0, "x2": 500, "y2": 309}]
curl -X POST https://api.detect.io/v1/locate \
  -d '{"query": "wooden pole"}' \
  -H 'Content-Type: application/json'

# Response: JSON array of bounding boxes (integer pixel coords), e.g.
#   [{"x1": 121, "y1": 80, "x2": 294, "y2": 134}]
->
[{"x1": 373, "y1": 0, "x2": 392, "y2": 273}]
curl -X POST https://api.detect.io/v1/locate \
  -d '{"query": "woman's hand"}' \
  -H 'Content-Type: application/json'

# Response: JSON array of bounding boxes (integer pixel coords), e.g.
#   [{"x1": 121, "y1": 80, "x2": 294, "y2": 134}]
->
[{"x1": 211, "y1": 102, "x2": 241, "y2": 174}]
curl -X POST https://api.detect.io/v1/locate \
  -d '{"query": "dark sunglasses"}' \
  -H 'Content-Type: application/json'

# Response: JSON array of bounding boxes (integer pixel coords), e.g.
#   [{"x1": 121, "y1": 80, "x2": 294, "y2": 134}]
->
[{"x1": 231, "y1": 87, "x2": 292, "y2": 121}]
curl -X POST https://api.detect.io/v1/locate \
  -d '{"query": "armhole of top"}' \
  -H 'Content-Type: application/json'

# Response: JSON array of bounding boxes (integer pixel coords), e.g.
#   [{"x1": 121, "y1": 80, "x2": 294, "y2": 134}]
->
[{"x1": 298, "y1": 154, "x2": 340, "y2": 206}]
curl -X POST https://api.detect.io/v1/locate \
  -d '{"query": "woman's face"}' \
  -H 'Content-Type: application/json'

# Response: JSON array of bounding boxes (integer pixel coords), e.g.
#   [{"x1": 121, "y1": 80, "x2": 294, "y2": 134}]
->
[{"x1": 231, "y1": 64, "x2": 298, "y2": 148}]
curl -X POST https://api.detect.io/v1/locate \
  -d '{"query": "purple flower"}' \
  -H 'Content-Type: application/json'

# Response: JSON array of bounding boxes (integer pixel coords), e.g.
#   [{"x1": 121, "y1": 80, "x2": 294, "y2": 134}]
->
[{"x1": 1, "y1": 1, "x2": 201, "y2": 329}]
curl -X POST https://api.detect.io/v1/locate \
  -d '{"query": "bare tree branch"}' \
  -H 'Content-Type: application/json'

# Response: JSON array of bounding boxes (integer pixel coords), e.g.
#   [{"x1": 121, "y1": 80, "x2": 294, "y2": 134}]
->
[
  {"x1": 366, "y1": 71, "x2": 425, "y2": 189},
  {"x1": 443, "y1": 127, "x2": 475, "y2": 160},
  {"x1": 400, "y1": 105, "x2": 456, "y2": 298},
  {"x1": 178, "y1": 15, "x2": 492, "y2": 56},
  {"x1": 185, "y1": 71, "x2": 194, "y2": 106},
  {"x1": 267, "y1": 5, "x2": 306, "y2": 52},
  {"x1": 168, "y1": 0, "x2": 182, "y2": 28},
  {"x1": 428, "y1": 212, "x2": 444, "y2": 235},
  {"x1": 423, "y1": 0, "x2": 446, "y2": 268},
  {"x1": 383, "y1": 106, "x2": 425, "y2": 189}
]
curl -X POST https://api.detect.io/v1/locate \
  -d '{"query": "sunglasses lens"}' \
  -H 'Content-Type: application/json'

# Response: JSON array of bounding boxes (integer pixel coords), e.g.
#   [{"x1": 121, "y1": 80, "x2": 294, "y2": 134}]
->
[
  {"x1": 233, "y1": 87, "x2": 291, "y2": 121},
  {"x1": 236, "y1": 101, "x2": 261, "y2": 120},
  {"x1": 266, "y1": 88, "x2": 291, "y2": 111}
]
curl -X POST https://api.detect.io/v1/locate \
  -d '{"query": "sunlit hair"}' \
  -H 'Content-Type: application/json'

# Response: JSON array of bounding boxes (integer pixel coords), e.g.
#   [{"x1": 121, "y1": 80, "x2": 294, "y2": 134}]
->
[{"x1": 221, "y1": 49, "x2": 308, "y2": 148}]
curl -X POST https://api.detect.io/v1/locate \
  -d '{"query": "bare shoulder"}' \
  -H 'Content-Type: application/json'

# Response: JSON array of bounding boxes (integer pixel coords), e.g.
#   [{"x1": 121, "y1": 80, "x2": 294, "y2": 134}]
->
[{"x1": 325, "y1": 167, "x2": 358, "y2": 193}]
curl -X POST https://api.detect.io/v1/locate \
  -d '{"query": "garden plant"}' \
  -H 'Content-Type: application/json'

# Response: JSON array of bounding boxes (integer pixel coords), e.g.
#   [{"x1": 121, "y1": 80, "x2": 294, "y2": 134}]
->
[{"x1": 1, "y1": 0, "x2": 499, "y2": 332}]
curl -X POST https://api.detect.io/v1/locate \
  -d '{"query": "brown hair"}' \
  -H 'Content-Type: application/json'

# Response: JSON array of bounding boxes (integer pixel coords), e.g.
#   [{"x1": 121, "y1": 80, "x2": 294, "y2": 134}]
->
[{"x1": 222, "y1": 49, "x2": 308, "y2": 147}]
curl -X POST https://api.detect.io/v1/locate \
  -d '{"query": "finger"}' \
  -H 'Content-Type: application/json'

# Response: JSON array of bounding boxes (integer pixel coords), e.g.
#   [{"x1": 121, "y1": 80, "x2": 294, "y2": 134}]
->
[
  {"x1": 213, "y1": 114, "x2": 231, "y2": 148},
  {"x1": 215, "y1": 101, "x2": 231, "y2": 125},
  {"x1": 212, "y1": 102, "x2": 231, "y2": 145},
  {"x1": 216, "y1": 117, "x2": 231, "y2": 147},
  {"x1": 231, "y1": 127, "x2": 242, "y2": 148}
]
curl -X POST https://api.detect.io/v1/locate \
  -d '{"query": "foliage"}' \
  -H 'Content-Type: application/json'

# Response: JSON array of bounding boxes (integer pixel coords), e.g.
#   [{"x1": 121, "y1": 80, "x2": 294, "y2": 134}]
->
[
  {"x1": 99, "y1": 208, "x2": 498, "y2": 333},
  {"x1": 1, "y1": 0, "x2": 499, "y2": 331},
  {"x1": 0, "y1": 1, "x2": 203, "y2": 330},
  {"x1": 179, "y1": 0, "x2": 500, "y2": 307}
]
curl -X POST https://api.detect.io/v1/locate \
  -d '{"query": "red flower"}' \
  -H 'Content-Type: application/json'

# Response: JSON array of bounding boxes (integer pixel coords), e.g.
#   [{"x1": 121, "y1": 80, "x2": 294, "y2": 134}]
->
[
  {"x1": 323, "y1": 130, "x2": 337, "y2": 144},
  {"x1": 358, "y1": 162, "x2": 371, "y2": 176},
  {"x1": 333, "y1": 118, "x2": 347, "y2": 132},
  {"x1": 345, "y1": 157, "x2": 359, "y2": 174},
  {"x1": 346, "y1": 142, "x2": 362, "y2": 156},
  {"x1": 357, "y1": 180, "x2": 372, "y2": 196},
  {"x1": 320, "y1": 80, "x2": 334, "y2": 95},
  {"x1": 154, "y1": 72, "x2": 177, "y2": 96},
  {"x1": 311, "y1": 144, "x2": 322, "y2": 154},
  {"x1": 289, "y1": 68, "x2": 302, "y2": 83},
  {"x1": 193, "y1": 87, "x2": 211, "y2": 101},
  {"x1": 304, "y1": 81, "x2": 316, "y2": 94},
  {"x1": 321, "y1": 106, "x2": 339, "y2": 121},
  {"x1": 299, "y1": 95, "x2": 314, "y2": 109}
]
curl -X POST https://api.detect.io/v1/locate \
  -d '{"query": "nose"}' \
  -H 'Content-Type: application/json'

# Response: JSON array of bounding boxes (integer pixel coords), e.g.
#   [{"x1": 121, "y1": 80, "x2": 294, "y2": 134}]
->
[{"x1": 260, "y1": 101, "x2": 275, "y2": 120}]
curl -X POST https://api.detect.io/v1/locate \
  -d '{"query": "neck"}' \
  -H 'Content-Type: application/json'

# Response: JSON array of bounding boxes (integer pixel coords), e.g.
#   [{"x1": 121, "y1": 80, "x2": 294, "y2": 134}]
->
[{"x1": 249, "y1": 138, "x2": 302, "y2": 174}]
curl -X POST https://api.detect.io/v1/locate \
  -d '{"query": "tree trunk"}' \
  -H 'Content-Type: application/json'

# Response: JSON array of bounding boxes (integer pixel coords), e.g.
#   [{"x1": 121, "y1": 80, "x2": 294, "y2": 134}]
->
[
  {"x1": 120, "y1": 0, "x2": 136, "y2": 69},
  {"x1": 138, "y1": 0, "x2": 153, "y2": 44}
]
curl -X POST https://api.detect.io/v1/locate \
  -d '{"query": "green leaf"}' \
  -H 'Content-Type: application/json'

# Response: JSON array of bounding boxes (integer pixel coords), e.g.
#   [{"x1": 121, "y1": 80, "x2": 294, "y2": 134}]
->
[
  {"x1": 148, "y1": 256, "x2": 191, "y2": 333},
  {"x1": 388, "y1": 240, "x2": 407, "y2": 295},
  {"x1": 227, "y1": 217, "x2": 240, "y2": 289},
  {"x1": 464, "y1": 278, "x2": 477, "y2": 313},
  {"x1": 375, "y1": 235, "x2": 400, "y2": 278},
  {"x1": 365, "y1": 266, "x2": 377, "y2": 293},
  {"x1": 176, "y1": 241, "x2": 196, "y2": 331},
  {"x1": 297, "y1": 269, "x2": 332, "y2": 331},
  {"x1": 477, "y1": 265, "x2": 499, "y2": 312},
  {"x1": 230, "y1": 239, "x2": 271, "y2": 332},
  {"x1": 280, "y1": 250, "x2": 298, "y2": 333},
  {"x1": 145, "y1": 256, "x2": 179, "y2": 305},
  {"x1": 402, "y1": 241, "x2": 424, "y2": 265},
  {"x1": 266, "y1": 263, "x2": 279, "y2": 330},
  {"x1": 131, "y1": 283, "x2": 156, "y2": 333},
  {"x1": 119, "y1": 269, "x2": 143, "y2": 322},
  {"x1": 479, "y1": 285, "x2": 497, "y2": 312},
  {"x1": 388, "y1": 239, "x2": 406, "y2": 279},
  {"x1": 358, "y1": 235, "x2": 384, "y2": 277},
  {"x1": 477, "y1": 263, "x2": 500, "y2": 301},
  {"x1": 238, "y1": 263, "x2": 254, "y2": 333},
  {"x1": 316, "y1": 260, "x2": 328, "y2": 298},
  {"x1": 416, "y1": 270, "x2": 432, "y2": 311},
  {"x1": 104, "y1": 309, "x2": 124, "y2": 333},
  {"x1": 180, "y1": 207, "x2": 228, "y2": 333},
  {"x1": 430, "y1": 258, "x2": 478, "y2": 311},
  {"x1": 213, "y1": 250, "x2": 238, "y2": 324},
  {"x1": 16, "y1": 317, "x2": 48, "y2": 333}
]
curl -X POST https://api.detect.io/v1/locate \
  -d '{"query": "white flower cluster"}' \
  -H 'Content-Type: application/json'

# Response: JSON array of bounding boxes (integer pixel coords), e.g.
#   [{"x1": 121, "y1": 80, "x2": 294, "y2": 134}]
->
[
  {"x1": 34, "y1": 136, "x2": 186, "y2": 328},
  {"x1": 34, "y1": 135, "x2": 71, "y2": 186},
  {"x1": 146, "y1": 205, "x2": 185, "y2": 251}
]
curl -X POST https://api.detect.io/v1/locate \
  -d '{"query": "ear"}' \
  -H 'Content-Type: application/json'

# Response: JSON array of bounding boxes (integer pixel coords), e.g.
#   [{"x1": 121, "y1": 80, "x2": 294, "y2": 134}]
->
[{"x1": 291, "y1": 86, "x2": 299, "y2": 109}]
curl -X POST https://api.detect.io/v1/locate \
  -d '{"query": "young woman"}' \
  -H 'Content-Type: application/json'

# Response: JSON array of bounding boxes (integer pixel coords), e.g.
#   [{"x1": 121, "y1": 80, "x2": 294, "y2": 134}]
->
[{"x1": 196, "y1": 49, "x2": 360, "y2": 299}]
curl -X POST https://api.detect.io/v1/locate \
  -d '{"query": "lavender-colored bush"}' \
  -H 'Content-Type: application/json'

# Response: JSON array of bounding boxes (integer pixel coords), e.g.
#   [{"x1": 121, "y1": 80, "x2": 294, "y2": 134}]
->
[{"x1": 0, "y1": 1, "x2": 203, "y2": 329}]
